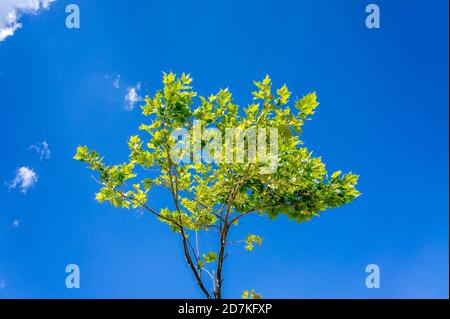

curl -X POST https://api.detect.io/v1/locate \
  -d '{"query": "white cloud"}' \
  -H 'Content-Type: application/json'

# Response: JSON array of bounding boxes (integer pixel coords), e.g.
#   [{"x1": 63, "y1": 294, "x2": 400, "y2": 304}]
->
[
  {"x1": 29, "y1": 140, "x2": 50, "y2": 160},
  {"x1": 113, "y1": 74, "x2": 121, "y2": 89},
  {"x1": 124, "y1": 83, "x2": 142, "y2": 111},
  {"x1": 8, "y1": 166, "x2": 38, "y2": 194},
  {"x1": 0, "y1": 0, "x2": 56, "y2": 42},
  {"x1": 12, "y1": 219, "x2": 20, "y2": 227}
]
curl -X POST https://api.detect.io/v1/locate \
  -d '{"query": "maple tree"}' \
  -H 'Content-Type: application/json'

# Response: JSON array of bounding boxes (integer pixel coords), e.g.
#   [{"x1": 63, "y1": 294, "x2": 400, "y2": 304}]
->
[{"x1": 74, "y1": 73, "x2": 360, "y2": 299}]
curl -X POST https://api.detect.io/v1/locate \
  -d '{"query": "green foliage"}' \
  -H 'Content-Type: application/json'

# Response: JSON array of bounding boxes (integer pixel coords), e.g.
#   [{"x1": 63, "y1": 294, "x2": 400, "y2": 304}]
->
[
  {"x1": 203, "y1": 251, "x2": 218, "y2": 263},
  {"x1": 245, "y1": 234, "x2": 263, "y2": 251},
  {"x1": 242, "y1": 289, "x2": 262, "y2": 299},
  {"x1": 74, "y1": 72, "x2": 360, "y2": 298}
]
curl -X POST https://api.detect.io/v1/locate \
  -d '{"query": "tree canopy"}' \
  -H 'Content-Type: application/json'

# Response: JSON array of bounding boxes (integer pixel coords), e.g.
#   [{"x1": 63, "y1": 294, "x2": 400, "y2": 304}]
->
[{"x1": 74, "y1": 72, "x2": 360, "y2": 298}]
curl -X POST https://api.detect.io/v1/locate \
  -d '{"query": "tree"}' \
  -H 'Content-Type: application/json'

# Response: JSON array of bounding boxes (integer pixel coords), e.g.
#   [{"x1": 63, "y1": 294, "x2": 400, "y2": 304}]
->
[{"x1": 74, "y1": 72, "x2": 360, "y2": 299}]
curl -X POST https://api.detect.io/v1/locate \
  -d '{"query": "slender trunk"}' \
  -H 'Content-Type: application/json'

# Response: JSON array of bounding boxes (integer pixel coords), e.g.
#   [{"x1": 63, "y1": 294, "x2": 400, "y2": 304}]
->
[
  {"x1": 180, "y1": 228, "x2": 212, "y2": 299},
  {"x1": 214, "y1": 223, "x2": 229, "y2": 299}
]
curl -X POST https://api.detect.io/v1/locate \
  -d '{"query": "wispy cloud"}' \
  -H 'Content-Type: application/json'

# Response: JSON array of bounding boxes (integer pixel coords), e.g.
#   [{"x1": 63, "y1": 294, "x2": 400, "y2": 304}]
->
[
  {"x1": 0, "y1": 0, "x2": 56, "y2": 42},
  {"x1": 29, "y1": 141, "x2": 50, "y2": 160},
  {"x1": 124, "y1": 83, "x2": 142, "y2": 111},
  {"x1": 12, "y1": 219, "x2": 20, "y2": 227},
  {"x1": 113, "y1": 74, "x2": 121, "y2": 89},
  {"x1": 8, "y1": 166, "x2": 38, "y2": 194}
]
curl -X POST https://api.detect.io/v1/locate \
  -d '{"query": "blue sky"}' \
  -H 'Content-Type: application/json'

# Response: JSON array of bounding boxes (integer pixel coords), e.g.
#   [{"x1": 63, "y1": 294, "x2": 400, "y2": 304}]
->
[{"x1": 0, "y1": 0, "x2": 448, "y2": 298}]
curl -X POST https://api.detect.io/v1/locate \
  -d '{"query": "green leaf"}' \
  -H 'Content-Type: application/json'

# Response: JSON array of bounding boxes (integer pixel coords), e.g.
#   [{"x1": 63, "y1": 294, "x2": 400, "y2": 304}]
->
[
  {"x1": 331, "y1": 170, "x2": 342, "y2": 179},
  {"x1": 242, "y1": 289, "x2": 262, "y2": 299},
  {"x1": 276, "y1": 84, "x2": 291, "y2": 104},
  {"x1": 142, "y1": 178, "x2": 154, "y2": 191},
  {"x1": 73, "y1": 145, "x2": 89, "y2": 161},
  {"x1": 203, "y1": 251, "x2": 217, "y2": 263},
  {"x1": 295, "y1": 92, "x2": 319, "y2": 119},
  {"x1": 245, "y1": 234, "x2": 263, "y2": 251}
]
